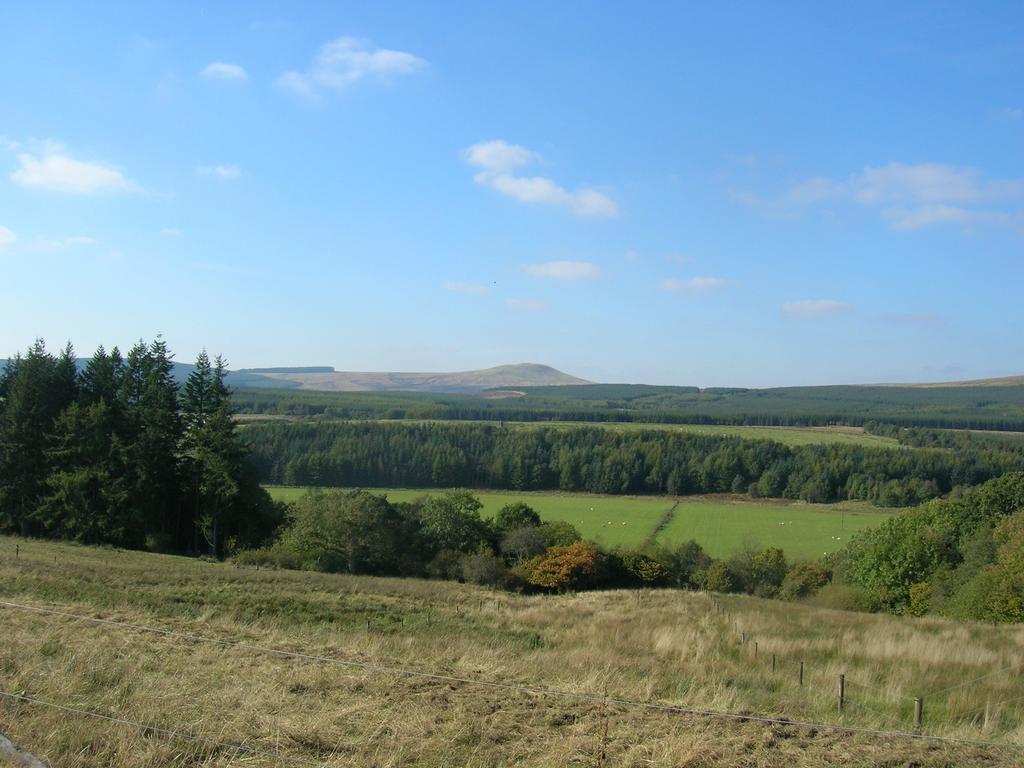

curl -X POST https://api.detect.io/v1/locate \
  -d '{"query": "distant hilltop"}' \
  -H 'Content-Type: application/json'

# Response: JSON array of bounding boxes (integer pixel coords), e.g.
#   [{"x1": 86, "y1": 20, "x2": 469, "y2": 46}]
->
[
  {"x1": 243, "y1": 363, "x2": 591, "y2": 393},
  {"x1": 237, "y1": 366, "x2": 336, "y2": 374},
  {"x1": 0, "y1": 358, "x2": 586, "y2": 393}
]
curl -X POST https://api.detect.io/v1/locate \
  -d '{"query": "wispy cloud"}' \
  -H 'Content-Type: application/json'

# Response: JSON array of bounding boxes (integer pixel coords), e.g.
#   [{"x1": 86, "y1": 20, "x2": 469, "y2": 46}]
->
[
  {"x1": 200, "y1": 62, "x2": 248, "y2": 81},
  {"x1": 444, "y1": 280, "x2": 490, "y2": 295},
  {"x1": 464, "y1": 140, "x2": 619, "y2": 218},
  {"x1": 160, "y1": 227, "x2": 183, "y2": 237},
  {"x1": 658, "y1": 276, "x2": 734, "y2": 294},
  {"x1": 524, "y1": 260, "x2": 602, "y2": 281},
  {"x1": 30, "y1": 235, "x2": 98, "y2": 252},
  {"x1": 0, "y1": 226, "x2": 15, "y2": 247},
  {"x1": 781, "y1": 299, "x2": 852, "y2": 318},
  {"x1": 781, "y1": 162, "x2": 1024, "y2": 232},
  {"x1": 277, "y1": 36, "x2": 426, "y2": 97},
  {"x1": 505, "y1": 298, "x2": 546, "y2": 311},
  {"x1": 992, "y1": 107, "x2": 1022, "y2": 122},
  {"x1": 10, "y1": 143, "x2": 138, "y2": 194},
  {"x1": 196, "y1": 164, "x2": 241, "y2": 180},
  {"x1": 881, "y1": 205, "x2": 1019, "y2": 231}
]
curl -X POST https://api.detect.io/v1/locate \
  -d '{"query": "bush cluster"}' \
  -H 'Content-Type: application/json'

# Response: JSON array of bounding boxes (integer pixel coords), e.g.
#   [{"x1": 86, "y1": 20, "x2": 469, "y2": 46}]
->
[{"x1": 237, "y1": 489, "x2": 832, "y2": 599}]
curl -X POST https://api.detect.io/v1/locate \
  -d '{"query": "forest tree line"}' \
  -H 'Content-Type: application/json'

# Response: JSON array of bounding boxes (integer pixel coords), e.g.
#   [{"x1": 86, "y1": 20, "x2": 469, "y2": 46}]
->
[
  {"x1": 231, "y1": 383, "x2": 1024, "y2": 431},
  {"x1": 0, "y1": 339, "x2": 280, "y2": 553},
  {"x1": 242, "y1": 421, "x2": 1024, "y2": 507}
]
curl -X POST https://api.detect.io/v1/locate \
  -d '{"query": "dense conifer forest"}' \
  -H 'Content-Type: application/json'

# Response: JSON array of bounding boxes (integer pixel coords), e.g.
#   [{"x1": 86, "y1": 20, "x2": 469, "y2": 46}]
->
[
  {"x1": 231, "y1": 380, "x2": 1024, "y2": 430},
  {"x1": 242, "y1": 420, "x2": 1024, "y2": 507},
  {"x1": 0, "y1": 339, "x2": 280, "y2": 554}
]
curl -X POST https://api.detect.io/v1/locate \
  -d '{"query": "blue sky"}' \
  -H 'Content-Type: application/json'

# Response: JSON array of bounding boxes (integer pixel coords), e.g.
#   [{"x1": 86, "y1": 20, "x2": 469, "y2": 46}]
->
[{"x1": 1, "y1": 1, "x2": 1021, "y2": 387}]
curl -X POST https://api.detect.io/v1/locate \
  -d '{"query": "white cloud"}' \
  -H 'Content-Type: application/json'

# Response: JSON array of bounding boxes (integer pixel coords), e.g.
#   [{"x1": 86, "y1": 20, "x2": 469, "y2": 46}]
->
[
  {"x1": 464, "y1": 139, "x2": 619, "y2": 218},
  {"x1": 524, "y1": 260, "x2": 602, "y2": 281},
  {"x1": 196, "y1": 164, "x2": 241, "y2": 180},
  {"x1": 463, "y1": 140, "x2": 539, "y2": 174},
  {"x1": 852, "y1": 163, "x2": 985, "y2": 205},
  {"x1": 30, "y1": 235, "x2": 98, "y2": 251},
  {"x1": 882, "y1": 205, "x2": 1017, "y2": 231},
  {"x1": 781, "y1": 299, "x2": 852, "y2": 318},
  {"x1": 782, "y1": 162, "x2": 1024, "y2": 232},
  {"x1": 160, "y1": 227, "x2": 183, "y2": 237},
  {"x1": 277, "y1": 36, "x2": 426, "y2": 97},
  {"x1": 10, "y1": 145, "x2": 138, "y2": 194},
  {"x1": 658, "y1": 276, "x2": 733, "y2": 293},
  {"x1": 200, "y1": 62, "x2": 248, "y2": 81},
  {"x1": 0, "y1": 226, "x2": 15, "y2": 247},
  {"x1": 505, "y1": 298, "x2": 546, "y2": 311},
  {"x1": 444, "y1": 281, "x2": 490, "y2": 295}
]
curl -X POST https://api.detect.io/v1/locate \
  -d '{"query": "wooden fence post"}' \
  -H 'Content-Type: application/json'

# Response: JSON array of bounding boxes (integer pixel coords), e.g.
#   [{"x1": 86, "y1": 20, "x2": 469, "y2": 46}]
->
[
  {"x1": 754, "y1": 641, "x2": 758, "y2": 660},
  {"x1": 914, "y1": 697, "x2": 923, "y2": 734},
  {"x1": 838, "y1": 674, "x2": 845, "y2": 713},
  {"x1": 771, "y1": 653, "x2": 776, "y2": 673},
  {"x1": 799, "y1": 661, "x2": 804, "y2": 687}
]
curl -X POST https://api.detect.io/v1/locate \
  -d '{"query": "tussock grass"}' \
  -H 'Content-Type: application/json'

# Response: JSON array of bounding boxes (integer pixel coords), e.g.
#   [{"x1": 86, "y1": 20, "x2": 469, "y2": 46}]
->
[{"x1": 2, "y1": 535, "x2": 1023, "y2": 766}]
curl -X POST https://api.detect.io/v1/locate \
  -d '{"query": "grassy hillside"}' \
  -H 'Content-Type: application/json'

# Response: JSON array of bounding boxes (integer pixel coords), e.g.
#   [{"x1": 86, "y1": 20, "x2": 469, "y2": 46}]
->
[
  {"x1": 264, "y1": 486, "x2": 893, "y2": 557},
  {"x1": 2, "y1": 536, "x2": 1022, "y2": 766}
]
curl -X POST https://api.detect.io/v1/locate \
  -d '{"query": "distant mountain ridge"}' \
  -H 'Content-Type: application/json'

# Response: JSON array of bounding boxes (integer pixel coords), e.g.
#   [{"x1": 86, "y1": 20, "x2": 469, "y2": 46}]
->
[
  {"x1": 0, "y1": 359, "x2": 588, "y2": 393},
  {"x1": 249, "y1": 363, "x2": 591, "y2": 392},
  {"x1": 3, "y1": 356, "x2": 1022, "y2": 394}
]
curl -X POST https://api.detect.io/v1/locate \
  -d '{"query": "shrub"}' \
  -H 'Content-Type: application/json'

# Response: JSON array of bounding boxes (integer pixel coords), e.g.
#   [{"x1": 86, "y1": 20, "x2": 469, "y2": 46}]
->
[
  {"x1": 620, "y1": 549, "x2": 670, "y2": 586},
  {"x1": 232, "y1": 545, "x2": 300, "y2": 570},
  {"x1": 500, "y1": 526, "x2": 547, "y2": 563},
  {"x1": 905, "y1": 582, "x2": 932, "y2": 617},
  {"x1": 537, "y1": 520, "x2": 582, "y2": 548},
  {"x1": 494, "y1": 502, "x2": 541, "y2": 532},
  {"x1": 667, "y1": 540, "x2": 711, "y2": 588},
  {"x1": 525, "y1": 541, "x2": 603, "y2": 592},
  {"x1": 425, "y1": 549, "x2": 464, "y2": 580},
  {"x1": 460, "y1": 552, "x2": 507, "y2": 586},
  {"x1": 780, "y1": 561, "x2": 830, "y2": 600},
  {"x1": 277, "y1": 489, "x2": 414, "y2": 574},
  {"x1": 703, "y1": 561, "x2": 734, "y2": 593},
  {"x1": 808, "y1": 582, "x2": 873, "y2": 612},
  {"x1": 728, "y1": 546, "x2": 788, "y2": 596},
  {"x1": 419, "y1": 490, "x2": 492, "y2": 554}
]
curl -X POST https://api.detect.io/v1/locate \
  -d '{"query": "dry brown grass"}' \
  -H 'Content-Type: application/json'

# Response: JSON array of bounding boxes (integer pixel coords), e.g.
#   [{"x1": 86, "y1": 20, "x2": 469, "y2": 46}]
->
[{"x1": 1, "y1": 535, "x2": 1023, "y2": 767}]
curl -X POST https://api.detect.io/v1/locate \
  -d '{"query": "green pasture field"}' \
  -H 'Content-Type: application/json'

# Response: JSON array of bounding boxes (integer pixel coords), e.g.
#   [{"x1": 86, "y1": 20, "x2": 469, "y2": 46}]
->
[
  {"x1": 655, "y1": 499, "x2": 895, "y2": 560},
  {"x1": 265, "y1": 486, "x2": 895, "y2": 557}
]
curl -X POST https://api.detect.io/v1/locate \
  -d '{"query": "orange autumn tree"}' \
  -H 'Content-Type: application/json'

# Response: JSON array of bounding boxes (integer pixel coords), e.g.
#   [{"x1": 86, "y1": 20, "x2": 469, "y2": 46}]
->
[{"x1": 525, "y1": 541, "x2": 604, "y2": 592}]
